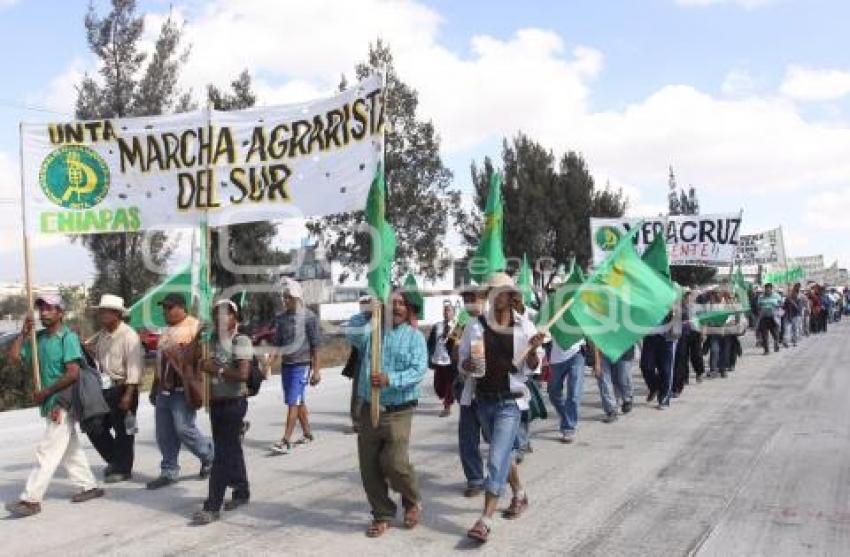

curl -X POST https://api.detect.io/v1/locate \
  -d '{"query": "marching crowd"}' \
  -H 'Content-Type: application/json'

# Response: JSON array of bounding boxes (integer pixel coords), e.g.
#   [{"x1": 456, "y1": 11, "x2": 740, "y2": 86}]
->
[{"x1": 3, "y1": 272, "x2": 848, "y2": 545}]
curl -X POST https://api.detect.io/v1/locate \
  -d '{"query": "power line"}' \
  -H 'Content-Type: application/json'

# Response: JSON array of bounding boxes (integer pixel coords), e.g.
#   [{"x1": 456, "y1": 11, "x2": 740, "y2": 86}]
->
[{"x1": 0, "y1": 99, "x2": 72, "y2": 116}]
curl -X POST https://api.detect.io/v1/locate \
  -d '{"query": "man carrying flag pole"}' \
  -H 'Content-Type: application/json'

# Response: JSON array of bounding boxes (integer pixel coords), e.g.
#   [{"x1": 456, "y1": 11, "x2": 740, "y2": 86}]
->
[{"x1": 345, "y1": 163, "x2": 427, "y2": 538}]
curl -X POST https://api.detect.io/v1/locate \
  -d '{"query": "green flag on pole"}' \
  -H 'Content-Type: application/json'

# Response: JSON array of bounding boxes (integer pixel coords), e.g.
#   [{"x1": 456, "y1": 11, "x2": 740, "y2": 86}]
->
[
  {"x1": 127, "y1": 265, "x2": 192, "y2": 329},
  {"x1": 535, "y1": 259, "x2": 586, "y2": 350},
  {"x1": 195, "y1": 217, "x2": 213, "y2": 325},
  {"x1": 455, "y1": 307, "x2": 471, "y2": 328},
  {"x1": 641, "y1": 232, "x2": 671, "y2": 281},
  {"x1": 518, "y1": 253, "x2": 534, "y2": 306},
  {"x1": 470, "y1": 173, "x2": 506, "y2": 283},
  {"x1": 366, "y1": 163, "x2": 396, "y2": 302},
  {"x1": 403, "y1": 273, "x2": 425, "y2": 320},
  {"x1": 732, "y1": 264, "x2": 750, "y2": 312},
  {"x1": 565, "y1": 227, "x2": 678, "y2": 362}
]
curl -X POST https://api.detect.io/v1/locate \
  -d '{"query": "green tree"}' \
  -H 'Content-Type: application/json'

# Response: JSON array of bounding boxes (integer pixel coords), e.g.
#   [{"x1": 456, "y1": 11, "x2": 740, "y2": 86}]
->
[
  {"x1": 0, "y1": 295, "x2": 28, "y2": 318},
  {"x1": 206, "y1": 71, "x2": 288, "y2": 321},
  {"x1": 468, "y1": 133, "x2": 627, "y2": 277},
  {"x1": 667, "y1": 169, "x2": 716, "y2": 286},
  {"x1": 306, "y1": 40, "x2": 459, "y2": 281},
  {"x1": 73, "y1": 0, "x2": 189, "y2": 305}
]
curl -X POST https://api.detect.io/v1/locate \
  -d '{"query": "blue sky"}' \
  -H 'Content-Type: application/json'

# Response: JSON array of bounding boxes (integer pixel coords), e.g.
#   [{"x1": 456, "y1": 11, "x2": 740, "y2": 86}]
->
[{"x1": 1, "y1": 0, "x2": 849, "y2": 284}]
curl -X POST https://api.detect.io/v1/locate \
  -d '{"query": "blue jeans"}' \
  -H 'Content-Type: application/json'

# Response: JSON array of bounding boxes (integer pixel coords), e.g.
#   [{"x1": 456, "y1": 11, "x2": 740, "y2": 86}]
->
[
  {"x1": 548, "y1": 353, "x2": 585, "y2": 433},
  {"x1": 785, "y1": 315, "x2": 802, "y2": 345},
  {"x1": 454, "y1": 380, "x2": 483, "y2": 489},
  {"x1": 598, "y1": 356, "x2": 633, "y2": 415},
  {"x1": 155, "y1": 391, "x2": 214, "y2": 479},
  {"x1": 458, "y1": 402, "x2": 484, "y2": 488},
  {"x1": 475, "y1": 398, "x2": 521, "y2": 497},
  {"x1": 708, "y1": 335, "x2": 730, "y2": 372},
  {"x1": 640, "y1": 336, "x2": 678, "y2": 406}
]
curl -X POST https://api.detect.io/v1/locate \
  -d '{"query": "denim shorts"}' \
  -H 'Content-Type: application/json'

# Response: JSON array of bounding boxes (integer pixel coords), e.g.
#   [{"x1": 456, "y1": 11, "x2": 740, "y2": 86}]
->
[{"x1": 281, "y1": 364, "x2": 310, "y2": 406}]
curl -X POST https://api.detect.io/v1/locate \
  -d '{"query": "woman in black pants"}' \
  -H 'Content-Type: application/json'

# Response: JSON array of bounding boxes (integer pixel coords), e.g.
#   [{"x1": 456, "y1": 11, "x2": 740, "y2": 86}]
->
[{"x1": 194, "y1": 300, "x2": 253, "y2": 525}]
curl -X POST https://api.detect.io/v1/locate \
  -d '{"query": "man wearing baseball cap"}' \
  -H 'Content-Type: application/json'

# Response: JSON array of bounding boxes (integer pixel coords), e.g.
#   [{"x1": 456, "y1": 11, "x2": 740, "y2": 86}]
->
[
  {"x1": 85, "y1": 294, "x2": 143, "y2": 484},
  {"x1": 5, "y1": 294, "x2": 103, "y2": 517},
  {"x1": 146, "y1": 292, "x2": 214, "y2": 490},
  {"x1": 270, "y1": 278, "x2": 322, "y2": 455}
]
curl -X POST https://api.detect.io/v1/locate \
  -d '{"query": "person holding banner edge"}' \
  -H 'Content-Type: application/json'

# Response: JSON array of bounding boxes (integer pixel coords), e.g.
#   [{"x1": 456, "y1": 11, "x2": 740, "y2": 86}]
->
[{"x1": 5, "y1": 294, "x2": 103, "y2": 518}]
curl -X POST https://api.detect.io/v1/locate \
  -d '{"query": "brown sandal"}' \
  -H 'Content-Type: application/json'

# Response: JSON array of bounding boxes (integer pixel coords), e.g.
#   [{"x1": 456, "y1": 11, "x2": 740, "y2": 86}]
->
[
  {"x1": 403, "y1": 504, "x2": 421, "y2": 529},
  {"x1": 466, "y1": 519, "x2": 491, "y2": 543},
  {"x1": 503, "y1": 494, "x2": 529, "y2": 519},
  {"x1": 366, "y1": 520, "x2": 391, "y2": 538}
]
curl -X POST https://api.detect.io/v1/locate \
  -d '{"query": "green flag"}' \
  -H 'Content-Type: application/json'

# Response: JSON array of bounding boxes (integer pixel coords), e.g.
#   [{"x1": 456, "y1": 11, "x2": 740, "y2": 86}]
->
[
  {"x1": 693, "y1": 308, "x2": 738, "y2": 328},
  {"x1": 403, "y1": 273, "x2": 425, "y2": 320},
  {"x1": 536, "y1": 259, "x2": 585, "y2": 350},
  {"x1": 366, "y1": 163, "x2": 396, "y2": 302},
  {"x1": 455, "y1": 307, "x2": 471, "y2": 328},
  {"x1": 732, "y1": 264, "x2": 750, "y2": 311},
  {"x1": 566, "y1": 228, "x2": 678, "y2": 362},
  {"x1": 518, "y1": 253, "x2": 534, "y2": 305},
  {"x1": 641, "y1": 232, "x2": 670, "y2": 281},
  {"x1": 470, "y1": 173, "x2": 506, "y2": 283},
  {"x1": 195, "y1": 217, "x2": 213, "y2": 325},
  {"x1": 127, "y1": 265, "x2": 192, "y2": 329}
]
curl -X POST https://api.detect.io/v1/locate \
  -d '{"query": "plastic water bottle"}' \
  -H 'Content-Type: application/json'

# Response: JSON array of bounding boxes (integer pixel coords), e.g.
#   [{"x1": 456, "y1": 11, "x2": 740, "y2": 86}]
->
[
  {"x1": 124, "y1": 412, "x2": 138, "y2": 435},
  {"x1": 470, "y1": 328, "x2": 486, "y2": 379}
]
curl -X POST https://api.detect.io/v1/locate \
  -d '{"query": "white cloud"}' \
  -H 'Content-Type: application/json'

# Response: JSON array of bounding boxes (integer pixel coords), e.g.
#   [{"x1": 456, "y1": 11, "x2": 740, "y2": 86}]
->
[
  {"x1": 780, "y1": 65, "x2": 850, "y2": 101},
  {"x1": 783, "y1": 230, "x2": 810, "y2": 252},
  {"x1": 675, "y1": 0, "x2": 778, "y2": 8},
  {"x1": 26, "y1": 57, "x2": 90, "y2": 116},
  {"x1": 24, "y1": 0, "x2": 850, "y2": 271},
  {"x1": 0, "y1": 0, "x2": 20, "y2": 11},
  {"x1": 721, "y1": 68, "x2": 758, "y2": 97},
  {"x1": 804, "y1": 188, "x2": 850, "y2": 230},
  {"x1": 139, "y1": 0, "x2": 850, "y2": 197}
]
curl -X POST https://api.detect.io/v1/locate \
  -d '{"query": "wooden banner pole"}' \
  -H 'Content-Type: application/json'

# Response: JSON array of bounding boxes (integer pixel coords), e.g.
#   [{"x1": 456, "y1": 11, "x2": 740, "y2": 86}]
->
[
  {"x1": 19, "y1": 123, "x2": 40, "y2": 391},
  {"x1": 370, "y1": 303, "x2": 382, "y2": 428}
]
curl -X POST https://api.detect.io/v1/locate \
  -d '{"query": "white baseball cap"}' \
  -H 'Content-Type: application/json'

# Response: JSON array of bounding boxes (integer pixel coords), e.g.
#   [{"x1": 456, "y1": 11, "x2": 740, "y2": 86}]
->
[
  {"x1": 35, "y1": 293, "x2": 64, "y2": 310},
  {"x1": 281, "y1": 278, "x2": 303, "y2": 299}
]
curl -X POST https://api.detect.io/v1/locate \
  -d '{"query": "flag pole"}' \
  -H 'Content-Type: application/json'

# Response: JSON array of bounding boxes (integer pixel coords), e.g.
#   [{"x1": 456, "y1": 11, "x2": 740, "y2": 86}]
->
[
  {"x1": 370, "y1": 303, "x2": 382, "y2": 428},
  {"x1": 202, "y1": 217, "x2": 211, "y2": 413},
  {"x1": 370, "y1": 71, "x2": 388, "y2": 429},
  {"x1": 19, "y1": 123, "x2": 40, "y2": 391},
  {"x1": 201, "y1": 100, "x2": 214, "y2": 413},
  {"x1": 512, "y1": 294, "x2": 577, "y2": 369}
]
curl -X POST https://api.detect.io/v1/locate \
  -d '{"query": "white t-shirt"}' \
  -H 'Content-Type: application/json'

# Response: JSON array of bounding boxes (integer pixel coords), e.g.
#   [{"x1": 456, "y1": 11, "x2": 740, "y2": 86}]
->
[{"x1": 549, "y1": 337, "x2": 585, "y2": 365}]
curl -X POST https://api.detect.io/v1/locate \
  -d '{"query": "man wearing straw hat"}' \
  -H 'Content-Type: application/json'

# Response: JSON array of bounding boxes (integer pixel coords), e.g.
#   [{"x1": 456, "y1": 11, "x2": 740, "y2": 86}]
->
[
  {"x1": 5, "y1": 294, "x2": 103, "y2": 518},
  {"x1": 84, "y1": 294, "x2": 143, "y2": 484},
  {"x1": 462, "y1": 272, "x2": 545, "y2": 543}
]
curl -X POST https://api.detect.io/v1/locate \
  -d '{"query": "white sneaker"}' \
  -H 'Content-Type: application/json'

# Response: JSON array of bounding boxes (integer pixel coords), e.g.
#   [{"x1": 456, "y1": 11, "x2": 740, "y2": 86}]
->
[{"x1": 269, "y1": 440, "x2": 292, "y2": 455}]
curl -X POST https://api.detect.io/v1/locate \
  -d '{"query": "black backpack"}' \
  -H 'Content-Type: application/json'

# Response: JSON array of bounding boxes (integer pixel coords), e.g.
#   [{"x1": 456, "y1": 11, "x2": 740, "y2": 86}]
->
[{"x1": 246, "y1": 354, "x2": 265, "y2": 397}]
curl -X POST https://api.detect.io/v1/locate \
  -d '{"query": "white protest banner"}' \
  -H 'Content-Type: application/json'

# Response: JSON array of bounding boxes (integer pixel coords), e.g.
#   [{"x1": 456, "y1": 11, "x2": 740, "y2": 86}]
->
[
  {"x1": 734, "y1": 227, "x2": 786, "y2": 266},
  {"x1": 590, "y1": 213, "x2": 742, "y2": 266},
  {"x1": 788, "y1": 254, "x2": 824, "y2": 278},
  {"x1": 21, "y1": 75, "x2": 384, "y2": 235}
]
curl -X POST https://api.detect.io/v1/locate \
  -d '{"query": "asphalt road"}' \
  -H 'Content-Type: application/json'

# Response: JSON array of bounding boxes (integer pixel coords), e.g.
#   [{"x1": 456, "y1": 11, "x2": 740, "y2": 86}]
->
[{"x1": 1, "y1": 321, "x2": 848, "y2": 556}]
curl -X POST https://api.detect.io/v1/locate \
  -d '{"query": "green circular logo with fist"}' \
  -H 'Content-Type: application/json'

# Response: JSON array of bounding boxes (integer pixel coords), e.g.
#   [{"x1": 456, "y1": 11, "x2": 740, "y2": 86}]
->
[
  {"x1": 39, "y1": 145, "x2": 110, "y2": 209},
  {"x1": 595, "y1": 226, "x2": 621, "y2": 251}
]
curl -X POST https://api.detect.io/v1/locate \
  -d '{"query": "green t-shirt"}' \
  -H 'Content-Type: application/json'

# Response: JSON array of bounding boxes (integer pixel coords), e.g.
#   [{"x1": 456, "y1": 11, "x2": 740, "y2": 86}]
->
[
  {"x1": 210, "y1": 332, "x2": 253, "y2": 399},
  {"x1": 21, "y1": 326, "x2": 83, "y2": 416},
  {"x1": 757, "y1": 293, "x2": 781, "y2": 318}
]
